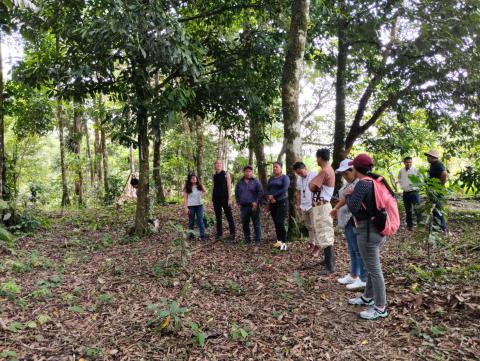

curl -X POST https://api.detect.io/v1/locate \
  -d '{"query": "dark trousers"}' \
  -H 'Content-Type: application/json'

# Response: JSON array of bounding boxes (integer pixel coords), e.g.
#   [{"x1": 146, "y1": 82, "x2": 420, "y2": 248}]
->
[
  {"x1": 213, "y1": 200, "x2": 236, "y2": 238},
  {"x1": 402, "y1": 191, "x2": 421, "y2": 228},
  {"x1": 240, "y1": 205, "x2": 261, "y2": 244},
  {"x1": 432, "y1": 195, "x2": 447, "y2": 232},
  {"x1": 188, "y1": 205, "x2": 205, "y2": 239},
  {"x1": 269, "y1": 199, "x2": 288, "y2": 243}
]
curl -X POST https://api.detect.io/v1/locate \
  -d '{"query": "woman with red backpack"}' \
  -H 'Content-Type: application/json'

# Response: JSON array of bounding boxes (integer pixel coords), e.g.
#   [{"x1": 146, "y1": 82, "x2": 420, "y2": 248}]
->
[{"x1": 343, "y1": 154, "x2": 398, "y2": 320}]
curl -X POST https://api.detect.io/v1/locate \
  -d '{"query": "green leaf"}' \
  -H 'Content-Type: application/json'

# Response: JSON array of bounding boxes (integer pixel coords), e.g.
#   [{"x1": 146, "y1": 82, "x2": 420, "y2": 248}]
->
[{"x1": 69, "y1": 305, "x2": 84, "y2": 313}]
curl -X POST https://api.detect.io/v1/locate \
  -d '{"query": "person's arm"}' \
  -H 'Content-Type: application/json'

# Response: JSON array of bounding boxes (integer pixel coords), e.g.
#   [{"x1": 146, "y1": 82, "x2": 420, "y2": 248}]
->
[
  {"x1": 226, "y1": 172, "x2": 232, "y2": 205},
  {"x1": 330, "y1": 197, "x2": 347, "y2": 219},
  {"x1": 255, "y1": 180, "x2": 264, "y2": 204},
  {"x1": 296, "y1": 190, "x2": 301, "y2": 210},
  {"x1": 309, "y1": 172, "x2": 324, "y2": 192},
  {"x1": 183, "y1": 191, "x2": 189, "y2": 215},
  {"x1": 235, "y1": 181, "x2": 240, "y2": 204},
  {"x1": 440, "y1": 170, "x2": 448, "y2": 186},
  {"x1": 347, "y1": 181, "x2": 369, "y2": 214}
]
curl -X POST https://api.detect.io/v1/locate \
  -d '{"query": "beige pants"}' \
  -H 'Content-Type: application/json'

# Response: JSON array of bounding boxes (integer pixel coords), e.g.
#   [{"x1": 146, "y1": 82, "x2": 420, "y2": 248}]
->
[
  {"x1": 310, "y1": 203, "x2": 335, "y2": 248},
  {"x1": 302, "y1": 209, "x2": 315, "y2": 244}
]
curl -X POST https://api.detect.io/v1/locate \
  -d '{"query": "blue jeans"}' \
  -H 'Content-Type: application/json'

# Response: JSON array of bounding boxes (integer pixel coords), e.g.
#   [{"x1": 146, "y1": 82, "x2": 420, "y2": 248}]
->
[
  {"x1": 345, "y1": 222, "x2": 367, "y2": 282},
  {"x1": 402, "y1": 191, "x2": 421, "y2": 228},
  {"x1": 240, "y1": 205, "x2": 261, "y2": 244},
  {"x1": 432, "y1": 196, "x2": 447, "y2": 232},
  {"x1": 188, "y1": 205, "x2": 205, "y2": 239}
]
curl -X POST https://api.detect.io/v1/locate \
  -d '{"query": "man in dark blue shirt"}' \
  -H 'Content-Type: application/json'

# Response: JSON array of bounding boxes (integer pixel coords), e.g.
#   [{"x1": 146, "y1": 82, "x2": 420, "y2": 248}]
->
[
  {"x1": 235, "y1": 165, "x2": 264, "y2": 245},
  {"x1": 425, "y1": 149, "x2": 448, "y2": 231}
]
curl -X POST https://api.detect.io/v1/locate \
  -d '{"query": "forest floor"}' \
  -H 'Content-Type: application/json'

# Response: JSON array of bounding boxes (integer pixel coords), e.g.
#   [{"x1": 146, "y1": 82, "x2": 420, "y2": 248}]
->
[{"x1": 0, "y1": 202, "x2": 479, "y2": 361}]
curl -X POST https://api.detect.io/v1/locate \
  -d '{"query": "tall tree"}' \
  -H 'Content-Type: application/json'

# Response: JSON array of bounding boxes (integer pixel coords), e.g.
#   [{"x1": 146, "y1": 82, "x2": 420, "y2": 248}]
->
[
  {"x1": 281, "y1": 0, "x2": 310, "y2": 239},
  {"x1": 71, "y1": 100, "x2": 84, "y2": 206}
]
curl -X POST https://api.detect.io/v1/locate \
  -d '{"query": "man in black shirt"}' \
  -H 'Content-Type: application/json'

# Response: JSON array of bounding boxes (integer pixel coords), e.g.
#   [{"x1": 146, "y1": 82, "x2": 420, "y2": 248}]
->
[
  {"x1": 212, "y1": 160, "x2": 236, "y2": 241},
  {"x1": 425, "y1": 149, "x2": 448, "y2": 231}
]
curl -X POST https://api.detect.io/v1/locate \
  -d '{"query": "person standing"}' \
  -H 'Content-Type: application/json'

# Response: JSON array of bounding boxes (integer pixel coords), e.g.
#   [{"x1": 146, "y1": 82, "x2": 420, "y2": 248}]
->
[
  {"x1": 344, "y1": 154, "x2": 392, "y2": 320},
  {"x1": 293, "y1": 162, "x2": 317, "y2": 247},
  {"x1": 235, "y1": 165, "x2": 264, "y2": 245},
  {"x1": 398, "y1": 156, "x2": 421, "y2": 230},
  {"x1": 267, "y1": 162, "x2": 290, "y2": 251},
  {"x1": 425, "y1": 149, "x2": 448, "y2": 232},
  {"x1": 309, "y1": 148, "x2": 336, "y2": 275},
  {"x1": 330, "y1": 159, "x2": 367, "y2": 290},
  {"x1": 183, "y1": 173, "x2": 206, "y2": 241},
  {"x1": 212, "y1": 160, "x2": 236, "y2": 241}
]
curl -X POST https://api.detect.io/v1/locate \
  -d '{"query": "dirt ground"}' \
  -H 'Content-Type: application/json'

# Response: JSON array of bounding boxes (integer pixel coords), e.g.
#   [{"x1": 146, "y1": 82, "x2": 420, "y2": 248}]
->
[{"x1": 0, "y1": 203, "x2": 479, "y2": 360}]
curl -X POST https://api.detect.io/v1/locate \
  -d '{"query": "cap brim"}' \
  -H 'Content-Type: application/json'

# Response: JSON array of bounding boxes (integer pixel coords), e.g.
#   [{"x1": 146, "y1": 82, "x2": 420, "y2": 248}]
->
[
  {"x1": 335, "y1": 165, "x2": 351, "y2": 173},
  {"x1": 348, "y1": 161, "x2": 354, "y2": 166}
]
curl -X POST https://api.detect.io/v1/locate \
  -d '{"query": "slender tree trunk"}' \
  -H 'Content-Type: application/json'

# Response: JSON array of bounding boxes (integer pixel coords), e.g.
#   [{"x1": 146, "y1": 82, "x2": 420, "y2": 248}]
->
[
  {"x1": 83, "y1": 117, "x2": 94, "y2": 186},
  {"x1": 195, "y1": 116, "x2": 205, "y2": 182},
  {"x1": 94, "y1": 118, "x2": 102, "y2": 185},
  {"x1": 180, "y1": 113, "x2": 194, "y2": 172},
  {"x1": 333, "y1": 9, "x2": 348, "y2": 188},
  {"x1": 153, "y1": 136, "x2": 166, "y2": 204},
  {"x1": 72, "y1": 101, "x2": 84, "y2": 206},
  {"x1": 217, "y1": 129, "x2": 223, "y2": 160},
  {"x1": 0, "y1": 31, "x2": 5, "y2": 200},
  {"x1": 57, "y1": 99, "x2": 70, "y2": 208},
  {"x1": 129, "y1": 143, "x2": 135, "y2": 173},
  {"x1": 281, "y1": 0, "x2": 310, "y2": 240},
  {"x1": 250, "y1": 117, "x2": 268, "y2": 189},
  {"x1": 100, "y1": 124, "x2": 109, "y2": 197},
  {"x1": 135, "y1": 105, "x2": 150, "y2": 235}
]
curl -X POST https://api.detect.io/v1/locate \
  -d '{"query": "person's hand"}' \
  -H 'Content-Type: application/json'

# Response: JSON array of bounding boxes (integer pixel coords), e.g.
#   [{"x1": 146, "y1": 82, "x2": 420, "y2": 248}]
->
[
  {"x1": 344, "y1": 188, "x2": 353, "y2": 196},
  {"x1": 228, "y1": 200, "x2": 232, "y2": 207},
  {"x1": 267, "y1": 195, "x2": 274, "y2": 201},
  {"x1": 185, "y1": 207, "x2": 190, "y2": 216},
  {"x1": 271, "y1": 198, "x2": 277, "y2": 204},
  {"x1": 296, "y1": 205, "x2": 301, "y2": 214},
  {"x1": 330, "y1": 208, "x2": 339, "y2": 219},
  {"x1": 252, "y1": 202, "x2": 258, "y2": 211}
]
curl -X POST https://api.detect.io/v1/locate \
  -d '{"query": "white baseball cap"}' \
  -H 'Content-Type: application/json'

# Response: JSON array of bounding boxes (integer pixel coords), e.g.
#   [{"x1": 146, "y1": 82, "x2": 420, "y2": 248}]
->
[{"x1": 335, "y1": 159, "x2": 353, "y2": 173}]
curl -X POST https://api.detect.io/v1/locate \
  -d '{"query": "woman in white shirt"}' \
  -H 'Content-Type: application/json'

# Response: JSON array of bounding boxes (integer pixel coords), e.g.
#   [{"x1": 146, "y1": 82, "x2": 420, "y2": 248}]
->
[{"x1": 183, "y1": 173, "x2": 206, "y2": 240}]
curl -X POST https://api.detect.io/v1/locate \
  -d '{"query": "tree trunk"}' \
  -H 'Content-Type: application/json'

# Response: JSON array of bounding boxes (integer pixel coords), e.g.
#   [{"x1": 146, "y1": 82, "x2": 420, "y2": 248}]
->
[
  {"x1": 94, "y1": 117, "x2": 102, "y2": 185},
  {"x1": 180, "y1": 113, "x2": 194, "y2": 172},
  {"x1": 72, "y1": 101, "x2": 84, "y2": 206},
  {"x1": 153, "y1": 136, "x2": 166, "y2": 204},
  {"x1": 97, "y1": 96, "x2": 109, "y2": 197},
  {"x1": 83, "y1": 117, "x2": 94, "y2": 186},
  {"x1": 195, "y1": 115, "x2": 205, "y2": 182},
  {"x1": 0, "y1": 31, "x2": 5, "y2": 200},
  {"x1": 135, "y1": 105, "x2": 150, "y2": 235},
  {"x1": 281, "y1": 0, "x2": 310, "y2": 240},
  {"x1": 250, "y1": 117, "x2": 268, "y2": 189},
  {"x1": 333, "y1": 10, "x2": 348, "y2": 188},
  {"x1": 57, "y1": 99, "x2": 70, "y2": 208},
  {"x1": 129, "y1": 143, "x2": 135, "y2": 173}
]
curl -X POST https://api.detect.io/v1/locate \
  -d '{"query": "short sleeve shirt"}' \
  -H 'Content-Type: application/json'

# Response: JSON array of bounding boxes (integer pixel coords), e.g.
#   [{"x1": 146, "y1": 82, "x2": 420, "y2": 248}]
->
[
  {"x1": 429, "y1": 160, "x2": 445, "y2": 180},
  {"x1": 187, "y1": 186, "x2": 203, "y2": 206},
  {"x1": 296, "y1": 171, "x2": 317, "y2": 211}
]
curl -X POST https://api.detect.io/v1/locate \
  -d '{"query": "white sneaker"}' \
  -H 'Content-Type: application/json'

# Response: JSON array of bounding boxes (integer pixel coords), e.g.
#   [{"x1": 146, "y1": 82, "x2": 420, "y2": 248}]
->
[
  {"x1": 337, "y1": 274, "x2": 355, "y2": 285},
  {"x1": 346, "y1": 278, "x2": 366, "y2": 290},
  {"x1": 280, "y1": 242, "x2": 288, "y2": 251}
]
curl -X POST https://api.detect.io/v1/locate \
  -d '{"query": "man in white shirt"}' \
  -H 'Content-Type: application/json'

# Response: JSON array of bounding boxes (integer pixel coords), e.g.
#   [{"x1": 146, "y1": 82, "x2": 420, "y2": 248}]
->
[
  {"x1": 293, "y1": 161, "x2": 317, "y2": 246},
  {"x1": 398, "y1": 156, "x2": 421, "y2": 230}
]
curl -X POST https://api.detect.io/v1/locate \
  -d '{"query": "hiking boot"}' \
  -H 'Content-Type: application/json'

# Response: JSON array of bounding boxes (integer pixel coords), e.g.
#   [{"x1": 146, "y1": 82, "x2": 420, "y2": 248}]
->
[
  {"x1": 346, "y1": 279, "x2": 366, "y2": 290},
  {"x1": 320, "y1": 246, "x2": 335, "y2": 275},
  {"x1": 348, "y1": 296, "x2": 374, "y2": 306},
  {"x1": 279, "y1": 242, "x2": 288, "y2": 251},
  {"x1": 359, "y1": 306, "x2": 388, "y2": 320},
  {"x1": 338, "y1": 274, "x2": 355, "y2": 285}
]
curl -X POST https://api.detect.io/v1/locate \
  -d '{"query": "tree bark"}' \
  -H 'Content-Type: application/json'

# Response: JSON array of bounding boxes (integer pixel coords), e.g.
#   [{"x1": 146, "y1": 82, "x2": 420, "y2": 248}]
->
[
  {"x1": 153, "y1": 136, "x2": 166, "y2": 204},
  {"x1": 129, "y1": 143, "x2": 135, "y2": 173},
  {"x1": 57, "y1": 99, "x2": 70, "y2": 208},
  {"x1": 94, "y1": 117, "x2": 102, "y2": 185},
  {"x1": 83, "y1": 117, "x2": 94, "y2": 186},
  {"x1": 250, "y1": 117, "x2": 268, "y2": 189},
  {"x1": 72, "y1": 101, "x2": 84, "y2": 206},
  {"x1": 281, "y1": 0, "x2": 310, "y2": 240},
  {"x1": 98, "y1": 97, "x2": 109, "y2": 196},
  {"x1": 180, "y1": 113, "x2": 194, "y2": 172},
  {"x1": 0, "y1": 31, "x2": 5, "y2": 200},
  {"x1": 195, "y1": 115, "x2": 205, "y2": 182}
]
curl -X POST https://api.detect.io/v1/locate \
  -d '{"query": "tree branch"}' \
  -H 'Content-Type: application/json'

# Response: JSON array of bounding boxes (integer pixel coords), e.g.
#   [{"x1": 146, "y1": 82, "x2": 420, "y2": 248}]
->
[{"x1": 178, "y1": 3, "x2": 263, "y2": 23}]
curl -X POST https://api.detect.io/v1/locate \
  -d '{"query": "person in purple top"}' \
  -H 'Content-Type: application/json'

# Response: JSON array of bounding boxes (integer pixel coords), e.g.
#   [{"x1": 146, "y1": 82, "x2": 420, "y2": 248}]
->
[
  {"x1": 267, "y1": 161, "x2": 290, "y2": 251},
  {"x1": 235, "y1": 165, "x2": 264, "y2": 245}
]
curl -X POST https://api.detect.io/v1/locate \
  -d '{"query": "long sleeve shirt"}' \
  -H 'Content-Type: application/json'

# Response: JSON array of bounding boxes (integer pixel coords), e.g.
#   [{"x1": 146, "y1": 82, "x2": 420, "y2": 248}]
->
[
  {"x1": 267, "y1": 174, "x2": 290, "y2": 201},
  {"x1": 235, "y1": 177, "x2": 264, "y2": 206},
  {"x1": 347, "y1": 180, "x2": 375, "y2": 221},
  {"x1": 398, "y1": 167, "x2": 419, "y2": 192}
]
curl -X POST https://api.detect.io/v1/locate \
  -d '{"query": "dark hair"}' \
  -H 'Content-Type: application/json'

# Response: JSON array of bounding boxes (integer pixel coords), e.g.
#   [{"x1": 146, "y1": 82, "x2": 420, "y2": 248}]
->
[
  {"x1": 185, "y1": 173, "x2": 205, "y2": 194},
  {"x1": 316, "y1": 148, "x2": 330, "y2": 161},
  {"x1": 243, "y1": 165, "x2": 253, "y2": 171},
  {"x1": 403, "y1": 156, "x2": 413, "y2": 162},
  {"x1": 293, "y1": 161, "x2": 306, "y2": 171},
  {"x1": 130, "y1": 177, "x2": 139, "y2": 186},
  {"x1": 355, "y1": 166, "x2": 395, "y2": 196},
  {"x1": 273, "y1": 161, "x2": 283, "y2": 168}
]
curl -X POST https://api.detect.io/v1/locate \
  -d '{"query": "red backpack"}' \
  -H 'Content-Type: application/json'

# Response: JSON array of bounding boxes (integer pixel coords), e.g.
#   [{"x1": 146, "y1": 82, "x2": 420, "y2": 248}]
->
[{"x1": 363, "y1": 176, "x2": 400, "y2": 236}]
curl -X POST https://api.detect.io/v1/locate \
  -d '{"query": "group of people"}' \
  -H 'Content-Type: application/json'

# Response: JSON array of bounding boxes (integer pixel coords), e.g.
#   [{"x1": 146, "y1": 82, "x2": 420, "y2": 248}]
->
[{"x1": 182, "y1": 148, "x2": 448, "y2": 320}]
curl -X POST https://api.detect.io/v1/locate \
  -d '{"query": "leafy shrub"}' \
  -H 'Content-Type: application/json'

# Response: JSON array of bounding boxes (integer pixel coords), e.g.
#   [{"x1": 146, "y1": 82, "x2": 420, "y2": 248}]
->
[
  {"x1": 147, "y1": 299, "x2": 188, "y2": 333},
  {"x1": 103, "y1": 174, "x2": 125, "y2": 205}
]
